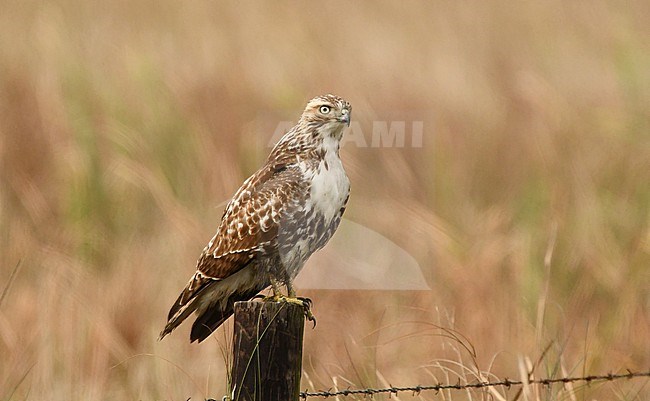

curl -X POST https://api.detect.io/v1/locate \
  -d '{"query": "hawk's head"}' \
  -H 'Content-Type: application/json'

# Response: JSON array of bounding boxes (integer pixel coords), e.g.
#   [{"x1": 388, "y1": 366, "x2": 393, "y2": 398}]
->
[{"x1": 299, "y1": 94, "x2": 351, "y2": 139}]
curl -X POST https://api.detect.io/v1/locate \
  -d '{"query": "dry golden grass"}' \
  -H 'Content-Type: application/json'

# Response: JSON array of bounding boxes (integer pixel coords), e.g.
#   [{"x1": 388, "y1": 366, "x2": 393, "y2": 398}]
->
[{"x1": 1, "y1": 0, "x2": 649, "y2": 400}]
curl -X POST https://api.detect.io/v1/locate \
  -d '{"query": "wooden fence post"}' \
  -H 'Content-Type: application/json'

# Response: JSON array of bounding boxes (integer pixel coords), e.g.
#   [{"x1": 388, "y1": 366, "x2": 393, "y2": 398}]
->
[{"x1": 230, "y1": 301, "x2": 305, "y2": 401}]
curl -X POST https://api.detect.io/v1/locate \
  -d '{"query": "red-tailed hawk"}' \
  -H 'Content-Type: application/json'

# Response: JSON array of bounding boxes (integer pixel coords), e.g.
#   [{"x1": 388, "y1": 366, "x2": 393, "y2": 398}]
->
[{"x1": 159, "y1": 94, "x2": 351, "y2": 342}]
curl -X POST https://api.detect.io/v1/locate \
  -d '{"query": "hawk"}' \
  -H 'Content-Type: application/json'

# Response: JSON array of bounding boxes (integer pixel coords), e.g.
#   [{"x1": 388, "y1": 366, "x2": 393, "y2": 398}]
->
[{"x1": 159, "y1": 94, "x2": 351, "y2": 343}]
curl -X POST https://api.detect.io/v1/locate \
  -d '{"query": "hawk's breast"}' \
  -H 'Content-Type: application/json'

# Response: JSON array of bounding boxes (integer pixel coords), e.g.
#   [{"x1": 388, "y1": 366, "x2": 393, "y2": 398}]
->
[
  {"x1": 307, "y1": 146, "x2": 349, "y2": 224},
  {"x1": 278, "y1": 137, "x2": 349, "y2": 278}
]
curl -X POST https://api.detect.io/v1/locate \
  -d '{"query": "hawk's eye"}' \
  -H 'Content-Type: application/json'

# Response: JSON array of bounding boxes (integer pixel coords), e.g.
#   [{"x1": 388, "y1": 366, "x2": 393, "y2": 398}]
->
[{"x1": 319, "y1": 105, "x2": 331, "y2": 114}]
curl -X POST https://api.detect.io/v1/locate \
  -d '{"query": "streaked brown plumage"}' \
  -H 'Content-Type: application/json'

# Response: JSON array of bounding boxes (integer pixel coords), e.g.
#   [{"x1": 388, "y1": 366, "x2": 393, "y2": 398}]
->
[{"x1": 159, "y1": 94, "x2": 351, "y2": 342}]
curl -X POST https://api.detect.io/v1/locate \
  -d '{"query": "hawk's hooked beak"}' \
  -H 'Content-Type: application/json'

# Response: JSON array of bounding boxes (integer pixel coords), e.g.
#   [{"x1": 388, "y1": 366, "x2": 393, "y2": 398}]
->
[{"x1": 340, "y1": 109, "x2": 351, "y2": 126}]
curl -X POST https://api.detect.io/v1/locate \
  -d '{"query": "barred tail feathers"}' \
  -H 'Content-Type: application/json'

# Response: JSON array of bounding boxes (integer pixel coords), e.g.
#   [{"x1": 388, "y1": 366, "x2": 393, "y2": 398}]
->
[{"x1": 159, "y1": 272, "x2": 216, "y2": 340}]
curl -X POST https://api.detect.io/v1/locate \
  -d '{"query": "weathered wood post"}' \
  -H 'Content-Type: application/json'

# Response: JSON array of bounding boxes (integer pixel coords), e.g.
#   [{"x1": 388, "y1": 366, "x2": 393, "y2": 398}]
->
[{"x1": 230, "y1": 301, "x2": 305, "y2": 401}]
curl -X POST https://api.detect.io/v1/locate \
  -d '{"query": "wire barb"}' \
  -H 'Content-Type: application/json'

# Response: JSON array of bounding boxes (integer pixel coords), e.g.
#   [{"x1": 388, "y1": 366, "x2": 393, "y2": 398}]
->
[{"x1": 299, "y1": 370, "x2": 650, "y2": 399}]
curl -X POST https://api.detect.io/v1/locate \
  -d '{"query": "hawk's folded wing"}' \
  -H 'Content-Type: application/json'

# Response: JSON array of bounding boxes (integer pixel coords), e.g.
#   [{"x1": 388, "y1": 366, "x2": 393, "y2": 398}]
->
[{"x1": 165, "y1": 163, "x2": 306, "y2": 322}]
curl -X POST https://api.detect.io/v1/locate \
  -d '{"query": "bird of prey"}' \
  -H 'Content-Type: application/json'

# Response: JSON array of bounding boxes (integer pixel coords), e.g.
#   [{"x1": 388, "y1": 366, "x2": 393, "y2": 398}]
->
[{"x1": 159, "y1": 94, "x2": 351, "y2": 343}]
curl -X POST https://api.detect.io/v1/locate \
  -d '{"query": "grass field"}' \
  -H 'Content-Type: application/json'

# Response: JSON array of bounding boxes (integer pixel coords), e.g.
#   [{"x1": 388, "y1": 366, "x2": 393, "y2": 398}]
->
[{"x1": 1, "y1": 1, "x2": 649, "y2": 400}]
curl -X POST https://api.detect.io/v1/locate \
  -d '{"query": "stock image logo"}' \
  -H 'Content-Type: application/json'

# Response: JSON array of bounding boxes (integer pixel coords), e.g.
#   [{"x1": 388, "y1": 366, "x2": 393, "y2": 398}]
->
[{"x1": 295, "y1": 218, "x2": 430, "y2": 290}]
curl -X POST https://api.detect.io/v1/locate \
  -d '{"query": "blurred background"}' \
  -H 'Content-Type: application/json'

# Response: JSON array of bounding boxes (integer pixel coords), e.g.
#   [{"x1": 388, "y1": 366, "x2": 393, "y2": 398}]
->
[{"x1": 1, "y1": 1, "x2": 649, "y2": 400}]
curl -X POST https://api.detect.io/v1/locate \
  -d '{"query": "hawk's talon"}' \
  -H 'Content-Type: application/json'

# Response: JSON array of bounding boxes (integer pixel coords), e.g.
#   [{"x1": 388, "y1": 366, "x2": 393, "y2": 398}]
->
[
  {"x1": 297, "y1": 296, "x2": 313, "y2": 308},
  {"x1": 305, "y1": 309, "x2": 317, "y2": 329},
  {"x1": 297, "y1": 297, "x2": 316, "y2": 328}
]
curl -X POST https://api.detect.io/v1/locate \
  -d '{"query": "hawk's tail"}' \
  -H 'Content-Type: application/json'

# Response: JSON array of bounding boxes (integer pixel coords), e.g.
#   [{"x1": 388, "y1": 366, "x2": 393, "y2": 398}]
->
[
  {"x1": 189, "y1": 288, "x2": 262, "y2": 343},
  {"x1": 158, "y1": 270, "x2": 217, "y2": 341},
  {"x1": 189, "y1": 301, "x2": 234, "y2": 343},
  {"x1": 158, "y1": 291, "x2": 199, "y2": 341},
  {"x1": 159, "y1": 283, "x2": 264, "y2": 343}
]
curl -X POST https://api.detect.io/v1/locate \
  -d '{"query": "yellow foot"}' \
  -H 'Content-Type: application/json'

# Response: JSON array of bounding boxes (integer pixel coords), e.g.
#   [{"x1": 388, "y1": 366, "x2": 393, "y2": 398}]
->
[{"x1": 256, "y1": 294, "x2": 316, "y2": 328}]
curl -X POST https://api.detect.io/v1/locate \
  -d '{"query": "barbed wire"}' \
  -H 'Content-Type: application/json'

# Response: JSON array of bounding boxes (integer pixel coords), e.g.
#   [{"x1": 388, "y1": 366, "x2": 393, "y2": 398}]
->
[{"x1": 299, "y1": 369, "x2": 650, "y2": 399}]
